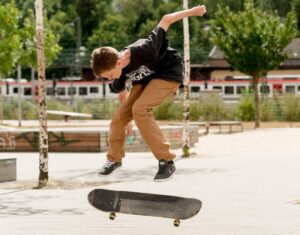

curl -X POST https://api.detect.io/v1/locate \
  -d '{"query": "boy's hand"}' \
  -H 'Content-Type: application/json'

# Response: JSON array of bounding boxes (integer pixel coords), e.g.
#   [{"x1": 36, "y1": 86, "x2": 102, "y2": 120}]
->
[
  {"x1": 158, "y1": 4, "x2": 207, "y2": 31},
  {"x1": 126, "y1": 121, "x2": 133, "y2": 136},
  {"x1": 192, "y1": 5, "x2": 206, "y2": 17}
]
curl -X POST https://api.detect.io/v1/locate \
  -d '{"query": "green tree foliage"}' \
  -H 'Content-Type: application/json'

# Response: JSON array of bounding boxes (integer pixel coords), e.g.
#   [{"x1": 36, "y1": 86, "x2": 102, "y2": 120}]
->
[
  {"x1": 0, "y1": 2, "x2": 21, "y2": 76},
  {"x1": 19, "y1": 9, "x2": 61, "y2": 69},
  {"x1": 2, "y1": 0, "x2": 299, "y2": 78},
  {"x1": 295, "y1": 0, "x2": 300, "y2": 32},
  {"x1": 76, "y1": 0, "x2": 99, "y2": 43},
  {"x1": 210, "y1": 3, "x2": 297, "y2": 127},
  {"x1": 87, "y1": 0, "x2": 210, "y2": 62},
  {"x1": 0, "y1": 0, "x2": 61, "y2": 74}
]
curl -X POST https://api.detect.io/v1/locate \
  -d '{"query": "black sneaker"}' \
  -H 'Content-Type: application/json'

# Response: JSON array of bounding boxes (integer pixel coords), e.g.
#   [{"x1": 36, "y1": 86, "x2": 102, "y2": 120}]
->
[
  {"x1": 98, "y1": 160, "x2": 122, "y2": 176},
  {"x1": 154, "y1": 160, "x2": 176, "y2": 182}
]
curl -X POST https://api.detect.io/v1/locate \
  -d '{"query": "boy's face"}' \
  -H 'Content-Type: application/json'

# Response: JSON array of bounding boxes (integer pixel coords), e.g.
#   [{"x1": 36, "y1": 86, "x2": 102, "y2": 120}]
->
[{"x1": 101, "y1": 59, "x2": 122, "y2": 80}]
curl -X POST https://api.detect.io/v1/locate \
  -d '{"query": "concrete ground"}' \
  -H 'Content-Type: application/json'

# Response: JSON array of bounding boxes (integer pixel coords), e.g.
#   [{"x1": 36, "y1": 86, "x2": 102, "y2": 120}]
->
[{"x1": 0, "y1": 127, "x2": 299, "y2": 235}]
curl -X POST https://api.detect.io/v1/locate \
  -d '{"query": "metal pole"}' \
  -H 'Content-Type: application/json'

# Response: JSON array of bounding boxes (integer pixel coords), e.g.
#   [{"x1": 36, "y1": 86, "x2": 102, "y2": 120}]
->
[
  {"x1": 31, "y1": 68, "x2": 35, "y2": 101},
  {"x1": 182, "y1": 0, "x2": 191, "y2": 157},
  {"x1": 17, "y1": 65, "x2": 22, "y2": 127},
  {"x1": 76, "y1": 16, "x2": 82, "y2": 78},
  {"x1": 260, "y1": 0, "x2": 264, "y2": 11},
  {"x1": 35, "y1": 0, "x2": 49, "y2": 187}
]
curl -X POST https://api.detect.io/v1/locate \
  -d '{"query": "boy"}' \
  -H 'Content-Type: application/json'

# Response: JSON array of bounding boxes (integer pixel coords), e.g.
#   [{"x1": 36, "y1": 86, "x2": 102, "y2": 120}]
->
[{"x1": 91, "y1": 4, "x2": 206, "y2": 181}]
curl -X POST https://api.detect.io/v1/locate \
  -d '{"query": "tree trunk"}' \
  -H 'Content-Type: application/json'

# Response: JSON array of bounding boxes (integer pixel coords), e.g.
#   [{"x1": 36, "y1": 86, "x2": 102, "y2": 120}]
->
[
  {"x1": 35, "y1": 0, "x2": 49, "y2": 187},
  {"x1": 182, "y1": 0, "x2": 190, "y2": 157},
  {"x1": 253, "y1": 76, "x2": 260, "y2": 128}
]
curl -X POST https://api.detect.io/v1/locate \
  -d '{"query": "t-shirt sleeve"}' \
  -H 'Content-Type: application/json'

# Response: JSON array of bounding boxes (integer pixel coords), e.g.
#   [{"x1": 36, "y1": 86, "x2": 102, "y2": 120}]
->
[
  {"x1": 132, "y1": 27, "x2": 169, "y2": 60},
  {"x1": 109, "y1": 77, "x2": 126, "y2": 93}
]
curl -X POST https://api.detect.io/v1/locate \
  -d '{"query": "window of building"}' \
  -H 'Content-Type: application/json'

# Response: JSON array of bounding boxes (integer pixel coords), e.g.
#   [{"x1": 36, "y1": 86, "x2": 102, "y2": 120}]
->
[
  {"x1": 57, "y1": 87, "x2": 66, "y2": 95},
  {"x1": 213, "y1": 86, "x2": 222, "y2": 92},
  {"x1": 285, "y1": 85, "x2": 295, "y2": 93},
  {"x1": 47, "y1": 87, "x2": 54, "y2": 95},
  {"x1": 23, "y1": 87, "x2": 32, "y2": 96},
  {"x1": 190, "y1": 86, "x2": 200, "y2": 93},
  {"x1": 260, "y1": 85, "x2": 270, "y2": 94},
  {"x1": 79, "y1": 87, "x2": 87, "y2": 95},
  {"x1": 224, "y1": 86, "x2": 234, "y2": 95},
  {"x1": 237, "y1": 86, "x2": 246, "y2": 94},
  {"x1": 90, "y1": 87, "x2": 99, "y2": 93},
  {"x1": 68, "y1": 87, "x2": 76, "y2": 95}
]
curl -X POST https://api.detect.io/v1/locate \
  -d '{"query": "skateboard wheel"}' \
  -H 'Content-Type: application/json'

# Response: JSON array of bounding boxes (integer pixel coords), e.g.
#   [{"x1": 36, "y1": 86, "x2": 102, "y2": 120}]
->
[
  {"x1": 173, "y1": 219, "x2": 180, "y2": 227},
  {"x1": 109, "y1": 213, "x2": 116, "y2": 220}
]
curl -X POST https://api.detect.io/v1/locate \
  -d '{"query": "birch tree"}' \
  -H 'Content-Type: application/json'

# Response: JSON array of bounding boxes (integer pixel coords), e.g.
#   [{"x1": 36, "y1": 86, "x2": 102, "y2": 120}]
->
[
  {"x1": 35, "y1": 0, "x2": 49, "y2": 187},
  {"x1": 182, "y1": 0, "x2": 190, "y2": 157}
]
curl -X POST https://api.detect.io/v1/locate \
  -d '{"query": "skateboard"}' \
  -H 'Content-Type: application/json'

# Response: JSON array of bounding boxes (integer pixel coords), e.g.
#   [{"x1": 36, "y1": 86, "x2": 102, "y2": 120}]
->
[{"x1": 87, "y1": 188, "x2": 202, "y2": 227}]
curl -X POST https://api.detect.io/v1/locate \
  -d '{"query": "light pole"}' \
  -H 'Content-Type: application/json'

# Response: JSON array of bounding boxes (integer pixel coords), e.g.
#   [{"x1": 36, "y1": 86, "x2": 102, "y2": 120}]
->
[
  {"x1": 75, "y1": 17, "x2": 86, "y2": 79},
  {"x1": 260, "y1": 0, "x2": 264, "y2": 10},
  {"x1": 17, "y1": 65, "x2": 22, "y2": 127}
]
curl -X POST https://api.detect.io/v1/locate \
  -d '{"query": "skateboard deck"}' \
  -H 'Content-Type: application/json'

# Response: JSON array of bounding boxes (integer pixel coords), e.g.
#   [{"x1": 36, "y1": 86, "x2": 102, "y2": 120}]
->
[{"x1": 88, "y1": 188, "x2": 202, "y2": 227}]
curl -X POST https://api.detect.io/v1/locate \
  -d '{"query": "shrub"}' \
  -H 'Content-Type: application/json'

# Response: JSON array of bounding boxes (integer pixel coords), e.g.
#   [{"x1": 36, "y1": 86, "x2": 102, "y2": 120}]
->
[
  {"x1": 280, "y1": 94, "x2": 300, "y2": 121},
  {"x1": 154, "y1": 100, "x2": 183, "y2": 120},
  {"x1": 260, "y1": 98, "x2": 276, "y2": 121},
  {"x1": 189, "y1": 101, "x2": 202, "y2": 121},
  {"x1": 235, "y1": 90, "x2": 255, "y2": 121},
  {"x1": 3, "y1": 93, "x2": 300, "y2": 122},
  {"x1": 3, "y1": 98, "x2": 18, "y2": 119},
  {"x1": 198, "y1": 93, "x2": 231, "y2": 121}
]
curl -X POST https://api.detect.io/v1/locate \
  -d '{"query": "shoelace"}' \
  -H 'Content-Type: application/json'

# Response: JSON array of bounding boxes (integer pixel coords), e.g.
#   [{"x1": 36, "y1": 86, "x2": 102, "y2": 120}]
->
[{"x1": 103, "y1": 160, "x2": 114, "y2": 168}]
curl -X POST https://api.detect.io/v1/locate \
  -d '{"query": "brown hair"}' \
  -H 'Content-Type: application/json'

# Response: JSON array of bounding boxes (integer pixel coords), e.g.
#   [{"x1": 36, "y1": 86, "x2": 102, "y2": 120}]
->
[{"x1": 90, "y1": 47, "x2": 119, "y2": 77}]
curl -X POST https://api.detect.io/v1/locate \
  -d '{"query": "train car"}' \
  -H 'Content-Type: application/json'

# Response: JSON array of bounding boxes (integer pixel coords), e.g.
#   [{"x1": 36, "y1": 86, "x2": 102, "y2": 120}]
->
[
  {"x1": 1, "y1": 80, "x2": 118, "y2": 100},
  {"x1": 2, "y1": 75, "x2": 300, "y2": 101},
  {"x1": 188, "y1": 78, "x2": 300, "y2": 101}
]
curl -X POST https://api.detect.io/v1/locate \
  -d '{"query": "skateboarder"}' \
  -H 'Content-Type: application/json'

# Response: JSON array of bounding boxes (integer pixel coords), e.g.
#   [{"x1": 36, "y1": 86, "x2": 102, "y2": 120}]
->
[{"x1": 91, "y1": 4, "x2": 207, "y2": 181}]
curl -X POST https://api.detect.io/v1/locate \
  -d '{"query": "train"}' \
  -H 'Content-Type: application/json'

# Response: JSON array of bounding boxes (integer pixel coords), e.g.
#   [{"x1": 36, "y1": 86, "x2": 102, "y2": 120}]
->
[{"x1": 1, "y1": 74, "x2": 300, "y2": 102}]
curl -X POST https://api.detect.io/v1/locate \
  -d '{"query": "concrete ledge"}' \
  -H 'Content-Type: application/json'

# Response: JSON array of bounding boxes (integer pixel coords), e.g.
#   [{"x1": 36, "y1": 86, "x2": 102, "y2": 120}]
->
[
  {"x1": 0, "y1": 125, "x2": 199, "y2": 152},
  {"x1": 0, "y1": 158, "x2": 16, "y2": 182}
]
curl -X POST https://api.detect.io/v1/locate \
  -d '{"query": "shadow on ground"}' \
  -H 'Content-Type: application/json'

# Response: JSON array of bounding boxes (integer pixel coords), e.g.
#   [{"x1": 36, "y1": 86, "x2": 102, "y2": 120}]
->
[{"x1": 0, "y1": 193, "x2": 85, "y2": 217}]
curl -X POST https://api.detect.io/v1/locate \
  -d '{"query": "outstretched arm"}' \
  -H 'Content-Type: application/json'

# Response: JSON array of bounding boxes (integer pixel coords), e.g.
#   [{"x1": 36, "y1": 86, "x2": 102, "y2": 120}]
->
[
  {"x1": 158, "y1": 5, "x2": 206, "y2": 31},
  {"x1": 118, "y1": 90, "x2": 133, "y2": 135}
]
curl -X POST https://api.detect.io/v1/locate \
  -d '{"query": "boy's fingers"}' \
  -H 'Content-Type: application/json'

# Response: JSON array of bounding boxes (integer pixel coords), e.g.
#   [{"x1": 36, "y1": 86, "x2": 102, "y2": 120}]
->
[{"x1": 194, "y1": 5, "x2": 206, "y2": 16}]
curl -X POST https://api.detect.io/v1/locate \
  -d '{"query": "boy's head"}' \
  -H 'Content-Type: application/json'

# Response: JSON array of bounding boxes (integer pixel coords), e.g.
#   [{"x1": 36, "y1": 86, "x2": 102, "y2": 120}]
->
[{"x1": 90, "y1": 46, "x2": 122, "y2": 80}]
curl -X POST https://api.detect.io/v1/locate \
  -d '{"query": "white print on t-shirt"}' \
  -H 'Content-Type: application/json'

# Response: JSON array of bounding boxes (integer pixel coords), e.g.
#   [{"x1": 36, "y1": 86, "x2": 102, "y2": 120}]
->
[{"x1": 126, "y1": 65, "x2": 154, "y2": 81}]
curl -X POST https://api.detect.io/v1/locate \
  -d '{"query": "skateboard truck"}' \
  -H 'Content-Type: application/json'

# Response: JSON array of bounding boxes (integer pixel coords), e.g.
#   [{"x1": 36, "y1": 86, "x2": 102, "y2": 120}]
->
[
  {"x1": 109, "y1": 211, "x2": 181, "y2": 227},
  {"x1": 109, "y1": 212, "x2": 116, "y2": 220}
]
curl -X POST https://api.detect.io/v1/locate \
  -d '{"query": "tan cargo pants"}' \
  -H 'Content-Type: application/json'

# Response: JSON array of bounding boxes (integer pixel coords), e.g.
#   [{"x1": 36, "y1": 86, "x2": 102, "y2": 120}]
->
[{"x1": 106, "y1": 79, "x2": 180, "y2": 162}]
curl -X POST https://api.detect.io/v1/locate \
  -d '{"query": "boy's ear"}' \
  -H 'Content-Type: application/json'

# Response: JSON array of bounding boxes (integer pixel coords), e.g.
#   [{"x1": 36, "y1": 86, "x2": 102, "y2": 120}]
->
[{"x1": 116, "y1": 58, "x2": 122, "y2": 66}]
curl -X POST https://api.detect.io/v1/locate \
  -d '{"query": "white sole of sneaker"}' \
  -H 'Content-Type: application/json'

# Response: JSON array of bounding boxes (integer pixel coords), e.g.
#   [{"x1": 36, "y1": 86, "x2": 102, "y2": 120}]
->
[{"x1": 153, "y1": 172, "x2": 175, "y2": 182}]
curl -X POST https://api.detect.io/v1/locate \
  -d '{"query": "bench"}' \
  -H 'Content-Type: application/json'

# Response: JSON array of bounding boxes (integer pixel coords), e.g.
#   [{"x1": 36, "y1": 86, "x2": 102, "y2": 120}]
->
[
  {"x1": 208, "y1": 121, "x2": 243, "y2": 134},
  {"x1": 189, "y1": 122, "x2": 209, "y2": 135},
  {"x1": 46, "y1": 110, "x2": 92, "y2": 122},
  {"x1": 167, "y1": 121, "x2": 209, "y2": 135}
]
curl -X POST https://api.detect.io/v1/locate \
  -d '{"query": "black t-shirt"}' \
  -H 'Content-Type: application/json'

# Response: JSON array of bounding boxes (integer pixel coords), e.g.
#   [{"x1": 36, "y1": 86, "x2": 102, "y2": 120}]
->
[{"x1": 109, "y1": 27, "x2": 184, "y2": 93}]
